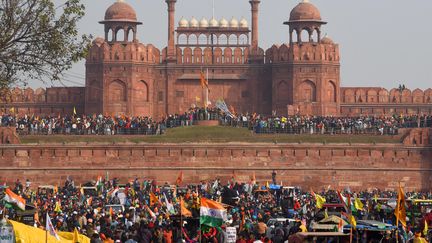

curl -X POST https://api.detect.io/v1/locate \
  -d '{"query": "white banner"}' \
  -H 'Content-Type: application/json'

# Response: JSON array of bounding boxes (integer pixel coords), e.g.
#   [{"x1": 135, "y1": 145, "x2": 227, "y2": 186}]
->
[{"x1": 226, "y1": 227, "x2": 237, "y2": 243}]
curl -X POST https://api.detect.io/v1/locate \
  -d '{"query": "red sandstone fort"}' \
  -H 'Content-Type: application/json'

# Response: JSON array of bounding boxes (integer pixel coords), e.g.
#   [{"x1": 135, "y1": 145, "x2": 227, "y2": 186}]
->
[{"x1": 1, "y1": 0, "x2": 431, "y2": 117}]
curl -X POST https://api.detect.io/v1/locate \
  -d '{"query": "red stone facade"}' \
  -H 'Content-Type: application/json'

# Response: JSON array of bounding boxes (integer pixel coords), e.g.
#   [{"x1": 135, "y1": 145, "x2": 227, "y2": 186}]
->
[
  {"x1": 0, "y1": 1, "x2": 431, "y2": 117},
  {"x1": 0, "y1": 132, "x2": 431, "y2": 190}
]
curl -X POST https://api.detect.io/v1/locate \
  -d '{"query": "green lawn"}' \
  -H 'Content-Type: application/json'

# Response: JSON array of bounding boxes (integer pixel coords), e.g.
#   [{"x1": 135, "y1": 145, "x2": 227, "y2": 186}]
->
[{"x1": 19, "y1": 126, "x2": 402, "y2": 144}]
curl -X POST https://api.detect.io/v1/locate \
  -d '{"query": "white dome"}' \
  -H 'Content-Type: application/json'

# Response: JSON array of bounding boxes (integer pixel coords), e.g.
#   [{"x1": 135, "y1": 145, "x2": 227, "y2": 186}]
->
[
  {"x1": 209, "y1": 17, "x2": 219, "y2": 27},
  {"x1": 229, "y1": 17, "x2": 239, "y2": 28},
  {"x1": 240, "y1": 17, "x2": 248, "y2": 28},
  {"x1": 190, "y1": 17, "x2": 199, "y2": 27},
  {"x1": 219, "y1": 18, "x2": 228, "y2": 27},
  {"x1": 179, "y1": 17, "x2": 189, "y2": 27},
  {"x1": 200, "y1": 17, "x2": 209, "y2": 27}
]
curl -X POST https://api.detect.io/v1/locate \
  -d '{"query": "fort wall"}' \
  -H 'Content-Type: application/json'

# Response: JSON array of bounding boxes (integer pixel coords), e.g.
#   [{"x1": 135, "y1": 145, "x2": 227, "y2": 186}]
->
[{"x1": 0, "y1": 141, "x2": 431, "y2": 191}]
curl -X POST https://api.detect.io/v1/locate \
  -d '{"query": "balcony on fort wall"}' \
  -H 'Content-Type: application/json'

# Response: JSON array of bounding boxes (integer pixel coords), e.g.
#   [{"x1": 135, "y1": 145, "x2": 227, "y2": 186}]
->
[{"x1": 171, "y1": 17, "x2": 263, "y2": 65}]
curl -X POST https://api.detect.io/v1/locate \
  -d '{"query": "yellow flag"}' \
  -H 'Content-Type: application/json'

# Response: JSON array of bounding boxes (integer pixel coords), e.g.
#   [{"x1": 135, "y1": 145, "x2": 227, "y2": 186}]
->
[
  {"x1": 350, "y1": 215, "x2": 357, "y2": 229},
  {"x1": 266, "y1": 181, "x2": 270, "y2": 189},
  {"x1": 313, "y1": 192, "x2": 326, "y2": 209},
  {"x1": 54, "y1": 200, "x2": 62, "y2": 213},
  {"x1": 324, "y1": 208, "x2": 329, "y2": 219},
  {"x1": 354, "y1": 197, "x2": 364, "y2": 210},
  {"x1": 424, "y1": 220, "x2": 428, "y2": 236},
  {"x1": 394, "y1": 183, "x2": 407, "y2": 227},
  {"x1": 73, "y1": 106, "x2": 77, "y2": 115},
  {"x1": 73, "y1": 228, "x2": 79, "y2": 242}
]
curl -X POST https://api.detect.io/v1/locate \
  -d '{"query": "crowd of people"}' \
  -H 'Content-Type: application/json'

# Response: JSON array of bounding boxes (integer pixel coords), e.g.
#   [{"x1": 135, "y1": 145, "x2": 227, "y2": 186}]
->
[
  {"x1": 1, "y1": 176, "x2": 432, "y2": 243},
  {"x1": 0, "y1": 109, "x2": 431, "y2": 136}
]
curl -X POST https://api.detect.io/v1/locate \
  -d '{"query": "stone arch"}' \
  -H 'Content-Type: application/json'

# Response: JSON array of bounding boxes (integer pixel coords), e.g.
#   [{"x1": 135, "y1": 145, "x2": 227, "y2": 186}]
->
[
  {"x1": 367, "y1": 89, "x2": 378, "y2": 103},
  {"x1": 126, "y1": 27, "x2": 134, "y2": 42},
  {"x1": 239, "y1": 34, "x2": 248, "y2": 45},
  {"x1": 233, "y1": 47, "x2": 243, "y2": 64},
  {"x1": 116, "y1": 28, "x2": 125, "y2": 42},
  {"x1": 228, "y1": 34, "x2": 237, "y2": 45},
  {"x1": 327, "y1": 81, "x2": 337, "y2": 102},
  {"x1": 291, "y1": 29, "x2": 299, "y2": 43},
  {"x1": 219, "y1": 34, "x2": 228, "y2": 45},
  {"x1": 389, "y1": 88, "x2": 400, "y2": 103},
  {"x1": 277, "y1": 80, "x2": 290, "y2": 103},
  {"x1": 223, "y1": 48, "x2": 233, "y2": 64},
  {"x1": 193, "y1": 47, "x2": 202, "y2": 63},
  {"x1": 135, "y1": 80, "x2": 149, "y2": 102},
  {"x1": 298, "y1": 80, "x2": 316, "y2": 102},
  {"x1": 214, "y1": 47, "x2": 223, "y2": 64},
  {"x1": 189, "y1": 34, "x2": 198, "y2": 45},
  {"x1": 378, "y1": 89, "x2": 389, "y2": 103},
  {"x1": 355, "y1": 89, "x2": 366, "y2": 103},
  {"x1": 198, "y1": 34, "x2": 207, "y2": 45},
  {"x1": 183, "y1": 47, "x2": 193, "y2": 64},
  {"x1": 412, "y1": 89, "x2": 424, "y2": 103},
  {"x1": 401, "y1": 89, "x2": 412, "y2": 103},
  {"x1": 178, "y1": 34, "x2": 187, "y2": 45},
  {"x1": 425, "y1": 89, "x2": 432, "y2": 103},
  {"x1": 344, "y1": 89, "x2": 355, "y2": 103},
  {"x1": 300, "y1": 29, "x2": 309, "y2": 43},
  {"x1": 203, "y1": 47, "x2": 212, "y2": 64},
  {"x1": 108, "y1": 80, "x2": 127, "y2": 102},
  {"x1": 107, "y1": 29, "x2": 113, "y2": 42}
]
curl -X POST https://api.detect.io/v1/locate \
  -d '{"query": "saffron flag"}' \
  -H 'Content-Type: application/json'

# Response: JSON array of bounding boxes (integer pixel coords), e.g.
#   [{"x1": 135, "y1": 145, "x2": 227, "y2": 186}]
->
[
  {"x1": 4, "y1": 188, "x2": 25, "y2": 210},
  {"x1": 200, "y1": 197, "x2": 227, "y2": 227},
  {"x1": 394, "y1": 183, "x2": 407, "y2": 227},
  {"x1": 200, "y1": 72, "x2": 209, "y2": 89},
  {"x1": 424, "y1": 220, "x2": 428, "y2": 236},
  {"x1": 46, "y1": 212, "x2": 60, "y2": 240},
  {"x1": 150, "y1": 192, "x2": 159, "y2": 206},
  {"x1": 180, "y1": 197, "x2": 192, "y2": 218},
  {"x1": 176, "y1": 171, "x2": 183, "y2": 185}
]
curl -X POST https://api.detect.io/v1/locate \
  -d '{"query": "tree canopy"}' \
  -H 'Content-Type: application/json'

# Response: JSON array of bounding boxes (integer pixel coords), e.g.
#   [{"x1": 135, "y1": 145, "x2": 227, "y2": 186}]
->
[{"x1": 0, "y1": 0, "x2": 91, "y2": 88}]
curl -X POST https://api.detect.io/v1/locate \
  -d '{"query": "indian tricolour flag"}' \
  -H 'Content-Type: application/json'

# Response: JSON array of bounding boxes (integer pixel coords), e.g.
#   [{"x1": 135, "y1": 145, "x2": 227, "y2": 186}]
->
[
  {"x1": 200, "y1": 198, "x2": 227, "y2": 227},
  {"x1": 4, "y1": 188, "x2": 25, "y2": 210}
]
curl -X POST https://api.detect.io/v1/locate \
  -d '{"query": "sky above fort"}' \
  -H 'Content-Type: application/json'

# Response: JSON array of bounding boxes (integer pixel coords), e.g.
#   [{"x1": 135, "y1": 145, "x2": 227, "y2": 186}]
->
[{"x1": 42, "y1": 0, "x2": 432, "y2": 90}]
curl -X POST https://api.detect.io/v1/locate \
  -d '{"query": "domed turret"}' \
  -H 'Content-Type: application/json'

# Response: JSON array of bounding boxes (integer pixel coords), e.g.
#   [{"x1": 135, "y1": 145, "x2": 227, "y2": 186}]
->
[
  {"x1": 179, "y1": 17, "x2": 189, "y2": 27},
  {"x1": 200, "y1": 18, "x2": 209, "y2": 28},
  {"x1": 190, "y1": 17, "x2": 199, "y2": 28},
  {"x1": 209, "y1": 17, "x2": 219, "y2": 27},
  {"x1": 289, "y1": 1, "x2": 321, "y2": 22},
  {"x1": 220, "y1": 18, "x2": 228, "y2": 28},
  {"x1": 239, "y1": 18, "x2": 248, "y2": 28},
  {"x1": 104, "y1": 1, "x2": 137, "y2": 22},
  {"x1": 321, "y1": 36, "x2": 334, "y2": 44},
  {"x1": 230, "y1": 17, "x2": 239, "y2": 28}
]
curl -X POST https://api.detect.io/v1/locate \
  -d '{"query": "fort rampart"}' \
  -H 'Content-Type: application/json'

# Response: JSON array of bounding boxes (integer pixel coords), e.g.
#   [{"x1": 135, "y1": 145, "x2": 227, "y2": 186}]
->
[{"x1": 0, "y1": 138, "x2": 431, "y2": 191}]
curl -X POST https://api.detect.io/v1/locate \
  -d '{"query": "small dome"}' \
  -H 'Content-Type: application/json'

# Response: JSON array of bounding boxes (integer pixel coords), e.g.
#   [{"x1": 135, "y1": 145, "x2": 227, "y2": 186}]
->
[
  {"x1": 289, "y1": 1, "x2": 322, "y2": 21},
  {"x1": 209, "y1": 17, "x2": 219, "y2": 27},
  {"x1": 321, "y1": 36, "x2": 334, "y2": 44},
  {"x1": 104, "y1": 1, "x2": 137, "y2": 21},
  {"x1": 229, "y1": 17, "x2": 239, "y2": 28},
  {"x1": 93, "y1": 37, "x2": 106, "y2": 47},
  {"x1": 179, "y1": 17, "x2": 189, "y2": 27},
  {"x1": 239, "y1": 18, "x2": 248, "y2": 28},
  {"x1": 200, "y1": 18, "x2": 209, "y2": 27},
  {"x1": 190, "y1": 17, "x2": 199, "y2": 27},
  {"x1": 219, "y1": 18, "x2": 228, "y2": 27}
]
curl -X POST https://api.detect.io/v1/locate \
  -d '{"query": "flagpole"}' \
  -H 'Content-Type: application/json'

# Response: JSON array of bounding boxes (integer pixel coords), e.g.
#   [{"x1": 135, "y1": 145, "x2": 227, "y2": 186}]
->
[{"x1": 180, "y1": 196, "x2": 184, "y2": 241}]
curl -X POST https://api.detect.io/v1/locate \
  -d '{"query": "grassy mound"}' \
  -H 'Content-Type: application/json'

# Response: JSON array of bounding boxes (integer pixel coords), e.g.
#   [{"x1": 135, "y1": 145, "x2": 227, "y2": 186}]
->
[{"x1": 19, "y1": 126, "x2": 402, "y2": 144}]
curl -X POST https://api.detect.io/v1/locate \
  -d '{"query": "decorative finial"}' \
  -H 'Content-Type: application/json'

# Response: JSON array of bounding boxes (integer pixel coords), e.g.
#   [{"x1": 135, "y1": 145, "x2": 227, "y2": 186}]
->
[
  {"x1": 117, "y1": 0, "x2": 125, "y2": 2},
  {"x1": 302, "y1": 0, "x2": 310, "y2": 3}
]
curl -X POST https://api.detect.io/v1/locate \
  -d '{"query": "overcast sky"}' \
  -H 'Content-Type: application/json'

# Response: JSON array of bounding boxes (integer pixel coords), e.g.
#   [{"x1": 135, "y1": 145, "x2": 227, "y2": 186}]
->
[{"x1": 41, "y1": 0, "x2": 432, "y2": 90}]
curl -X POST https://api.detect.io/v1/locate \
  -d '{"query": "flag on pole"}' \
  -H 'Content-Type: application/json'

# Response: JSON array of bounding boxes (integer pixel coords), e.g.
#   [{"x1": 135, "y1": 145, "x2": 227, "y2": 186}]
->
[
  {"x1": 46, "y1": 212, "x2": 60, "y2": 240},
  {"x1": 200, "y1": 72, "x2": 209, "y2": 90},
  {"x1": 180, "y1": 197, "x2": 192, "y2": 217},
  {"x1": 4, "y1": 188, "x2": 25, "y2": 210},
  {"x1": 354, "y1": 197, "x2": 364, "y2": 211},
  {"x1": 200, "y1": 197, "x2": 227, "y2": 227},
  {"x1": 73, "y1": 106, "x2": 77, "y2": 115},
  {"x1": 176, "y1": 171, "x2": 183, "y2": 185},
  {"x1": 145, "y1": 205, "x2": 157, "y2": 220},
  {"x1": 424, "y1": 220, "x2": 428, "y2": 236},
  {"x1": 150, "y1": 192, "x2": 159, "y2": 206},
  {"x1": 164, "y1": 193, "x2": 176, "y2": 215},
  {"x1": 311, "y1": 191, "x2": 326, "y2": 209},
  {"x1": 395, "y1": 183, "x2": 407, "y2": 227}
]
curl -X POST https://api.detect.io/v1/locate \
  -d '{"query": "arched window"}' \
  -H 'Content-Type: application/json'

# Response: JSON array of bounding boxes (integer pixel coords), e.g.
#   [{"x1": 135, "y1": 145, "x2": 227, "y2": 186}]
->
[
  {"x1": 178, "y1": 34, "x2": 187, "y2": 45},
  {"x1": 219, "y1": 34, "x2": 228, "y2": 45},
  {"x1": 127, "y1": 28, "x2": 134, "y2": 42},
  {"x1": 198, "y1": 34, "x2": 207, "y2": 45},
  {"x1": 298, "y1": 80, "x2": 316, "y2": 102},
  {"x1": 189, "y1": 34, "x2": 197, "y2": 45},
  {"x1": 107, "y1": 29, "x2": 113, "y2": 42},
  {"x1": 116, "y1": 28, "x2": 125, "y2": 42},
  {"x1": 327, "y1": 81, "x2": 337, "y2": 102},
  {"x1": 300, "y1": 29, "x2": 309, "y2": 43},
  {"x1": 135, "y1": 80, "x2": 149, "y2": 102},
  {"x1": 108, "y1": 80, "x2": 127, "y2": 102},
  {"x1": 291, "y1": 29, "x2": 299, "y2": 43},
  {"x1": 228, "y1": 34, "x2": 237, "y2": 45}
]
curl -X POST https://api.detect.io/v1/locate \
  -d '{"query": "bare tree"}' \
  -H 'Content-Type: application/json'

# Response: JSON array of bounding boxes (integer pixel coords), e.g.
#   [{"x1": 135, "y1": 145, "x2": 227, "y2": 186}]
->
[{"x1": 0, "y1": 0, "x2": 91, "y2": 89}]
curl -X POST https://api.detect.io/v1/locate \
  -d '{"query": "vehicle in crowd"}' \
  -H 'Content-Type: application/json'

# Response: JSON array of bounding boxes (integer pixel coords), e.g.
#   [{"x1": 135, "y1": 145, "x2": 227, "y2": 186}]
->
[{"x1": 104, "y1": 204, "x2": 125, "y2": 214}]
